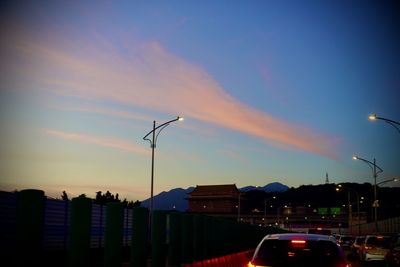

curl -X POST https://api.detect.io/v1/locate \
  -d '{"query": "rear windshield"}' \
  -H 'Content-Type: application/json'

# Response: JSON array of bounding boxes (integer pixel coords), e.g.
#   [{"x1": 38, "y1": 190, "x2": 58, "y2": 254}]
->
[
  {"x1": 366, "y1": 236, "x2": 391, "y2": 248},
  {"x1": 253, "y1": 239, "x2": 344, "y2": 267}
]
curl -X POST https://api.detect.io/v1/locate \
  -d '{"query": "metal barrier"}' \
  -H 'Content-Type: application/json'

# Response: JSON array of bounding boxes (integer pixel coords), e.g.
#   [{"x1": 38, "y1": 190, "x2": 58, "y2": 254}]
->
[{"x1": 0, "y1": 189, "x2": 284, "y2": 266}]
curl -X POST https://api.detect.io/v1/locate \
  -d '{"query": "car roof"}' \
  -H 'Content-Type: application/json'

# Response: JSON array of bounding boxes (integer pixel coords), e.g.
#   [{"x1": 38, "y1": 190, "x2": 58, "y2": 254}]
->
[
  {"x1": 262, "y1": 233, "x2": 336, "y2": 242},
  {"x1": 366, "y1": 234, "x2": 391, "y2": 238}
]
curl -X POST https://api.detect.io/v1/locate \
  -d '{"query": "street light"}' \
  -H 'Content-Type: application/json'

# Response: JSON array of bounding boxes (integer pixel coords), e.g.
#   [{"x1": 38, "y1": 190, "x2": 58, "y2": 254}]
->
[
  {"x1": 263, "y1": 196, "x2": 276, "y2": 226},
  {"x1": 352, "y1": 155, "x2": 383, "y2": 231},
  {"x1": 376, "y1": 178, "x2": 398, "y2": 187},
  {"x1": 143, "y1": 116, "x2": 184, "y2": 218},
  {"x1": 336, "y1": 184, "x2": 360, "y2": 235},
  {"x1": 368, "y1": 114, "x2": 400, "y2": 133}
]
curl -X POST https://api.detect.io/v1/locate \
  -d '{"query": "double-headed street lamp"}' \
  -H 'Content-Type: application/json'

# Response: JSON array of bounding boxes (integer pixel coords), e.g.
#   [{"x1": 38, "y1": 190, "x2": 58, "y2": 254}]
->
[
  {"x1": 352, "y1": 155, "x2": 383, "y2": 231},
  {"x1": 143, "y1": 116, "x2": 184, "y2": 218},
  {"x1": 369, "y1": 114, "x2": 400, "y2": 133}
]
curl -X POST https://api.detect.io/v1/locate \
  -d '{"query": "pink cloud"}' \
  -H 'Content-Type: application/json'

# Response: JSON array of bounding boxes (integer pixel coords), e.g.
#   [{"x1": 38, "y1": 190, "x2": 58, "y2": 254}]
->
[
  {"x1": 7, "y1": 27, "x2": 339, "y2": 158},
  {"x1": 44, "y1": 129, "x2": 149, "y2": 155}
]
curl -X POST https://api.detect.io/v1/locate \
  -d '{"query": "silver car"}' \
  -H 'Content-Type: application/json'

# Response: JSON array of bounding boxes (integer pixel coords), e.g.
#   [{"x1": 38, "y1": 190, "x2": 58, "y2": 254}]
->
[
  {"x1": 248, "y1": 233, "x2": 351, "y2": 267},
  {"x1": 359, "y1": 235, "x2": 392, "y2": 261}
]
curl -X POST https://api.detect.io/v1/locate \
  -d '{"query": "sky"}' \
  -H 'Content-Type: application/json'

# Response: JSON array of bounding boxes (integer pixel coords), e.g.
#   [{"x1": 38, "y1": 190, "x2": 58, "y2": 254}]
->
[{"x1": 1, "y1": 0, "x2": 399, "y2": 202}]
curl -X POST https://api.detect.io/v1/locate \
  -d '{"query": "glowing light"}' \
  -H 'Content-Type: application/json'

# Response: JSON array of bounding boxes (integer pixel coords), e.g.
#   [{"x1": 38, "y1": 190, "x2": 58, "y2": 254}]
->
[
  {"x1": 291, "y1": 240, "x2": 306, "y2": 244},
  {"x1": 291, "y1": 239, "x2": 306, "y2": 248},
  {"x1": 369, "y1": 114, "x2": 377, "y2": 121}
]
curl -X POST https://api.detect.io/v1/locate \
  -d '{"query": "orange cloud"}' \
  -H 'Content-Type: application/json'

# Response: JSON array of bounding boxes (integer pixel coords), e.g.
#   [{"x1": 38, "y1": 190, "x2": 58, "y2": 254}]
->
[{"x1": 7, "y1": 27, "x2": 339, "y2": 158}]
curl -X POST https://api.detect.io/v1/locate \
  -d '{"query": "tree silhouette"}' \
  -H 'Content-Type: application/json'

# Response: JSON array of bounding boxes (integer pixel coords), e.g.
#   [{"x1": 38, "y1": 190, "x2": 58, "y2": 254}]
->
[
  {"x1": 61, "y1": 191, "x2": 69, "y2": 201},
  {"x1": 94, "y1": 191, "x2": 141, "y2": 208}
]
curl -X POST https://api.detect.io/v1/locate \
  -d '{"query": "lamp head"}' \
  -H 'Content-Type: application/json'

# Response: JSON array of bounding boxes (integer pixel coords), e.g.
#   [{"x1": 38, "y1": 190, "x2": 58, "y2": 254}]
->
[
  {"x1": 352, "y1": 155, "x2": 358, "y2": 160},
  {"x1": 369, "y1": 114, "x2": 377, "y2": 121},
  {"x1": 177, "y1": 116, "x2": 184, "y2": 121}
]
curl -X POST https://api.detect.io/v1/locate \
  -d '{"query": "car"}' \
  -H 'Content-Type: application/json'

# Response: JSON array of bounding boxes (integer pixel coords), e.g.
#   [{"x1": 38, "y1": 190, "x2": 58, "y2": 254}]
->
[
  {"x1": 337, "y1": 235, "x2": 354, "y2": 249},
  {"x1": 385, "y1": 235, "x2": 400, "y2": 267},
  {"x1": 359, "y1": 234, "x2": 392, "y2": 262},
  {"x1": 247, "y1": 233, "x2": 351, "y2": 267},
  {"x1": 351, "y1": 236, "x2": 365, "y2": 255}
]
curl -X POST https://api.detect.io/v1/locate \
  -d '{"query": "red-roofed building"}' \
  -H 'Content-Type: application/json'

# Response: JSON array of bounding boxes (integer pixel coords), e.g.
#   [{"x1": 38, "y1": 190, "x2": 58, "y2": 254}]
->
[{"x1": 187, "y1": 184, "x2": 241, "y2": 213}]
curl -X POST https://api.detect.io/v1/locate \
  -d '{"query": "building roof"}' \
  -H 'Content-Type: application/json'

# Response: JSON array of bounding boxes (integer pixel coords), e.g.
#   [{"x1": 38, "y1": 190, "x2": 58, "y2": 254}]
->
[{"x1": 188, "y1": 184, "x2": 239, "y2": 197}]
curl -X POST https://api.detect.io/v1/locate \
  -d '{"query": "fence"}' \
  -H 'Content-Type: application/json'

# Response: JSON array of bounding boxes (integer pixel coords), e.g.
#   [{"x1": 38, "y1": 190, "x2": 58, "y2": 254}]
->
[
  {"x1": 0, "y1": 191, "x2": 133, "y2": 251},
  {"x1": 0, "y1": 189, "x2": 275, "y2": 266},
  {"x1": 351, "y1": 216, "x2": 400, "y2": 236}
]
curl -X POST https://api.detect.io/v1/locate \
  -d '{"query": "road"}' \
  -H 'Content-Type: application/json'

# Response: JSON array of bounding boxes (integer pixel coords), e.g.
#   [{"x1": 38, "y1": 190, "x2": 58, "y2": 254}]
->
[{"x1": 349, "y1": 259, "x2": 386, "y2": 267}]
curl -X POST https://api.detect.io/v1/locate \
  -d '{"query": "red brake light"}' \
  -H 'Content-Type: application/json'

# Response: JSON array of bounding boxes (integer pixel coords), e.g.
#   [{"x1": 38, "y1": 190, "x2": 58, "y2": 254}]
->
[
  {"x1": 292, "y1": 240, "x2": 306, "y2": 244},
  {"x1": 291, "y1": 240, "x2": 306, "y2": 248}
]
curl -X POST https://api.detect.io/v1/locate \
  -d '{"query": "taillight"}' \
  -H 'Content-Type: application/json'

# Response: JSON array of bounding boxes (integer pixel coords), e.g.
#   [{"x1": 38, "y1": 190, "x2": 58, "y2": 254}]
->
[
  {"x1": 247, "y1": 262, "x2": 256, "y2": 267},
  {"x1": 291, "y1": 240, "x2": 306, "y2": 248},
  {"x1": 291, "y1": 240, "x2": 306, "y2": 244}
]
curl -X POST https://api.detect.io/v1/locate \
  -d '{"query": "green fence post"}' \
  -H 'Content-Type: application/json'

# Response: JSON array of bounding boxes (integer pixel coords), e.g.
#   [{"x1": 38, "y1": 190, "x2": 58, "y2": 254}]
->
[
  {"x1": 203, "y1": 216, "x2": 213, "y2": 259},
  {"x1": 212, "y1": 217, "x2": 221, "y2": 257},
  {"x1": 152, "y1": 210, "x2": 167, "y2": 267},
  {"x1": 68, "y1": 196, "x2": 92, "y2": 267},
  {"x1": 181, "y1": 213, "x2": 194, "y2": 264},
  {"x1": 131, "y1": 207, "x2": 149, "y2": 267},
  {"x1": 167, "y1": 212, "x2": 182, "y2": 267},
  {"x1": 16, "y1": 189, "x2": 45, "y2": 266},
  {"x1": 104, "y1": 202, "x2": 124, "y2": 267},
  {"x1": 193, "y1": 215, "x2": 204, "y2": 261}
]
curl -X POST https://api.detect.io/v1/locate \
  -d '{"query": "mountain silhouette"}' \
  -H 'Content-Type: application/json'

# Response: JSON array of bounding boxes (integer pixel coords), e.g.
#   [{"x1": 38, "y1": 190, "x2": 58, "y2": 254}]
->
[
  {"x1": 240, "y1": 182, "x2": 289, "y2": 193},
  {"x1": 141, "y1": 182, "x2": 289, "y2": 211}
]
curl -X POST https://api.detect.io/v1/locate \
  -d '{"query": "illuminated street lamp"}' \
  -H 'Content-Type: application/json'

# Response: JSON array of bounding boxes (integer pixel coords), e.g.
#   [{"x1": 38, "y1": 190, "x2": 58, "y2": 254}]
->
[
  {"x1": 143, "y1": 116, "x2": 184, "y2": 218},
  {"x1": 376, "y1": 178, "x2": 398, "y2": 186},
  {"x1": 352, "y1": 155, "x2": 383, "y2": 231},
  {"x1": 368, "y1": 114, "x2": 400, "y2": 133}
]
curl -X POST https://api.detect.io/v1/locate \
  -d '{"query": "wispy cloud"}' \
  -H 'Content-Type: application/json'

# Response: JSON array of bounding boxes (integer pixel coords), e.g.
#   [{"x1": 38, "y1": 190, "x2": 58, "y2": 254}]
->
[
  {"x1": 7, "y1": 26, "x2": 339, "y2": 158},
  {"x1": 49, "y1": 103, "x2": 152, "y2": 122},
  {"x1": 44, "y1": 129, "x2": 149, "y2": 155}
]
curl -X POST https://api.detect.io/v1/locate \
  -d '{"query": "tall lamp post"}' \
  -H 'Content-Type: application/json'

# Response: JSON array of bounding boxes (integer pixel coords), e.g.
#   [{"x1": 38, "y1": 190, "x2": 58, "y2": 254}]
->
[
  {"x1": 143, "y1": 116, "x2": 184, "y2": 218},
  {"x1": 369, "y1": 114, "x2": 400, "y2": 133},
  {"x1": 352, "y1": 155, "x2": 383, "y2": 232},
  {"x1": 263, "y1": 196, "x2": 276, "y2": 227},
  {"x1": 336, "y1": 184, "x2": 360, "y2": 235}
]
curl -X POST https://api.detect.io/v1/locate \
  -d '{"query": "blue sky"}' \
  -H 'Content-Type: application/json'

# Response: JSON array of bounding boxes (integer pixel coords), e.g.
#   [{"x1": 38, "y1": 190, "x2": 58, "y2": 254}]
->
[{"x1": 1, "y1": 0, "x2": 399, "y2": 201}]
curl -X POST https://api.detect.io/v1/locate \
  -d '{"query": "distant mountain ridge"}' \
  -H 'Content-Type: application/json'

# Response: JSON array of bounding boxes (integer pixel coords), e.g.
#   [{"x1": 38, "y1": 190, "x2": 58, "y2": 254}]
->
[
  {"x1": 141, "y1": 182, "x2": 289, "y2": 211},
  {"x1": 239, "y1": 182, "x2": 289, "y2": 193}
]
